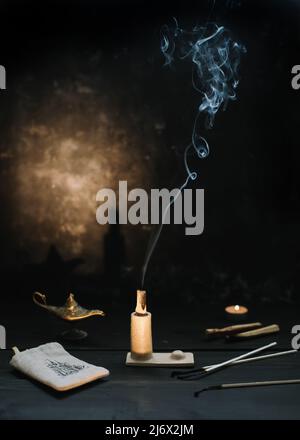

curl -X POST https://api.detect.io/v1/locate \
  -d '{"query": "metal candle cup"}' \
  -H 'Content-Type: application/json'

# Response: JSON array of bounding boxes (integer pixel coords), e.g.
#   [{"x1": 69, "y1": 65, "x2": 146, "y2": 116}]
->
[{"x1": 225, "y1": 304, "x2": 248, "y2": 321}]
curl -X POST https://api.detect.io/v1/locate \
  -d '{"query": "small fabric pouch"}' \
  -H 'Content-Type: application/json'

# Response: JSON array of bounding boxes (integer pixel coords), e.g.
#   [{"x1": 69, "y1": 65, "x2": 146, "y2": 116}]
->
[{"x1": 10, "y1": 342, "x2": 110, "y2": 391}]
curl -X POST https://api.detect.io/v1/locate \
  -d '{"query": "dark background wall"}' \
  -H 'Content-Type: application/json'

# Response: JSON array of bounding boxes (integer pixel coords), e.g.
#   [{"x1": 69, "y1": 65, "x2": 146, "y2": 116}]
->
[{"x1": 0, "y1": 0, "x2": 300, "y2": 307}]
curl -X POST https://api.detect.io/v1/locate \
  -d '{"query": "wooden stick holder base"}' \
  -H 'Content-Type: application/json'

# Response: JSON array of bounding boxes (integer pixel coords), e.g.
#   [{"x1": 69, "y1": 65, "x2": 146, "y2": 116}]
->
[
  {"x1": 126, "y1": 351, "x2": 194, "y2": 367},
  {"x1": 128, "y1": 291, "x2": 194, "y2": 366}
]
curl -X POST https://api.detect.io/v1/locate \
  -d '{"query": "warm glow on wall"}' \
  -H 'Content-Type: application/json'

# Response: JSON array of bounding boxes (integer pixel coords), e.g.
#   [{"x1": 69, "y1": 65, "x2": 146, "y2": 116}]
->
[{"x1": 2, "y1": 74, "x2": 158, "y2": 272}]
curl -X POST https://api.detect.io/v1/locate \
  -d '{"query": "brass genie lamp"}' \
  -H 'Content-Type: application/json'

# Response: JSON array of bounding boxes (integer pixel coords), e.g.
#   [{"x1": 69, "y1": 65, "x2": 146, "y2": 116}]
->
[{"x1": 33, "y1": 291, "x2": 105, "y2": 321}]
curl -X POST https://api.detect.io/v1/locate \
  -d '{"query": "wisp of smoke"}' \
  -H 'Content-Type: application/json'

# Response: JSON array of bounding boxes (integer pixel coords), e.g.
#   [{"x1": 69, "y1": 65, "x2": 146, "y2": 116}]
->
[{"x1": 141, "y1": 18, "x2": 246, "y2": 288}]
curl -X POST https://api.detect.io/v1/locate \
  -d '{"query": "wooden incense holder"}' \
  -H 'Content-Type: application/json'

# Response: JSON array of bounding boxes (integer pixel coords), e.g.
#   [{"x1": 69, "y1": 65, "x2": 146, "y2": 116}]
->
[
  {"x1": 206, "y1": 322, "x2": 262, "y2": 337},
  {"x1": 126, "y1": 290, "x2": 194, "y2": 367}
]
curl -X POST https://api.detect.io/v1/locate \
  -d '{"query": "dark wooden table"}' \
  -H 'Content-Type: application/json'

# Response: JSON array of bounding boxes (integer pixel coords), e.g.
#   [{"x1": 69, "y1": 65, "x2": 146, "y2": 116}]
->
[
  {"x1": 1, "y1": 300, "x2": 300, "y2": 419},
  {"x1": 1, "y1": 348, "x2": 300, "y2": 419}
]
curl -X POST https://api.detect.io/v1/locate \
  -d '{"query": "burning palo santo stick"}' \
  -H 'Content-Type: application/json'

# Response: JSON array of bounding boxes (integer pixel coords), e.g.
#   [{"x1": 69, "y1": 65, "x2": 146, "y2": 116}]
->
[
  {"x1": 135, "y1": 289, "x2": 147, "y2": 314},
  {"x1": 206, "y1": 322, "x2": 262, "y2": 337}
]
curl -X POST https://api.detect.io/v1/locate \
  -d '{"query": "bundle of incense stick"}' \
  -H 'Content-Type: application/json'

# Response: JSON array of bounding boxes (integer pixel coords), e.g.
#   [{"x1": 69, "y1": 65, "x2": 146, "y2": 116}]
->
[
  {"x1": 203, "y1": 349, "x2": 297, "y2": 370},
  {"x1": 194, "y1": 379, "x2": 300, "y2": 396},
  {"x1": 172, "y1": 342, "x2": 298, "y2": 381},
  {"x1": 172, "y1": 342, "x2": 277, "y2": 380}
]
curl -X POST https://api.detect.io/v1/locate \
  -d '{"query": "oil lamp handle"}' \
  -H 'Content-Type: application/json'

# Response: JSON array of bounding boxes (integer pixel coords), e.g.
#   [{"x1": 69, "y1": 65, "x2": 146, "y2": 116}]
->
[{"x1": 32, "y1": 291, "x2": 48, "y2": 308}]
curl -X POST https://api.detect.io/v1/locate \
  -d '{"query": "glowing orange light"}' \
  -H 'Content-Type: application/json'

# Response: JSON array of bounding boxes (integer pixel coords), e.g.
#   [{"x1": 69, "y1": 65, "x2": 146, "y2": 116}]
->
[{"x1": 225, "y1": 304, "x2": 248, "y2": 316}]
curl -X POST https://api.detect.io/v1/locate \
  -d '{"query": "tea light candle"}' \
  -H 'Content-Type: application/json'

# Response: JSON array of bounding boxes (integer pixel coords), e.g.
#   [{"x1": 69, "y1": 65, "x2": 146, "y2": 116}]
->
[
  {"x1": 225, "y1": 304, "x2": 248, "y2": 320},
  {"x1": 130, "y1": 290, "x2": 153, "y2": 360}
]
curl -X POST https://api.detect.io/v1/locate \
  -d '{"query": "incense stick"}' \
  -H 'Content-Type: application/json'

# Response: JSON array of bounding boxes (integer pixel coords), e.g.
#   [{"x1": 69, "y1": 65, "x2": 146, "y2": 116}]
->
[
  {"x1": 194, "y1": 379, "x2": 300, "y2": 397},
  {"x1": 172, "y1": 342, "x2": 277, "y2": 380},
  {"x1": 203, "y1": 349, "x2": 297, "y2": 370},
  {"x1": 205, "y1": 342, "x2": 277, "y2": 371}
]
